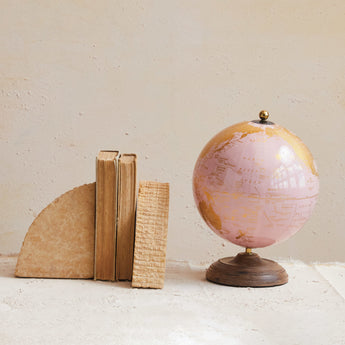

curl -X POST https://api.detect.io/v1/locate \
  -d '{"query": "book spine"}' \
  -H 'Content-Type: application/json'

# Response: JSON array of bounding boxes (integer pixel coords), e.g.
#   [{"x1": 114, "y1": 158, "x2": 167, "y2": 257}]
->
[
  {"x1": 116, "y1": 155, "x2": 137, "y2": 281},
  {"x1": 94, "y1": 156, "x2": 118, "y2": 281}
]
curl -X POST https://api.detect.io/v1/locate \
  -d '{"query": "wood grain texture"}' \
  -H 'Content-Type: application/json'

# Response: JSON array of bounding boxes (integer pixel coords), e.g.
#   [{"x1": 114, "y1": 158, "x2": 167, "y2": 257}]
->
[
  {"x1": 206, "y1": 252, "x2": 288, "y2": 287},
  {"x1": 116, "y1": 154, "x2": 137, "y2": 281},
  {"x1": 94, "y1": 151, "x2": 118, "y2": 281},
  {"x1": 132, "y1": 181, "x2": 170, "y2": 289},
  {"x1": 15, "y1": 183, "x2": 96, "y2": 279}
]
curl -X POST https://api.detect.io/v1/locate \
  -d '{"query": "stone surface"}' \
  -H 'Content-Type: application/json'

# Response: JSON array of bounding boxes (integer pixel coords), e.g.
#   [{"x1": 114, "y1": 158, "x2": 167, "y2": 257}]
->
[
  {"x1": 2, "y1": 256, "x2": 345, "y2": 345},
  {"x1": 15, "y1": 183, "x2": 95, "y2": 279}
]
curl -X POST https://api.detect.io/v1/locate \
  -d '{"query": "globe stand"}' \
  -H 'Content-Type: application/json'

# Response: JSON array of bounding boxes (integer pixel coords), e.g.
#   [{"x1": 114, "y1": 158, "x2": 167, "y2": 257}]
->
[{"x1": 206, "y1": 248, "x2": 288, "y2": 287}]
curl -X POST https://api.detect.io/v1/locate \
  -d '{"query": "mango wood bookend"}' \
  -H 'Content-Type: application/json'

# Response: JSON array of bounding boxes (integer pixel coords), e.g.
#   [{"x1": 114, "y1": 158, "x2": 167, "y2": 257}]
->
[
  {"x1": 206, "y1": 252, "x2": 288, "y2": 287},
  {"x1": 15, "y1": 183, "x2": 96, "y2": 279},
  {"x1": 132, "y1": 181, "x2": 170, "y2": 289}
]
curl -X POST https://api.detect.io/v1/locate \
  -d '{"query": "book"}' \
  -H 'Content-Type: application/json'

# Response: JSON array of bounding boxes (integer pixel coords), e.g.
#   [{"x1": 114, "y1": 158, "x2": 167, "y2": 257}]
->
[
  {"x1": 132, "y1": 181, "x2": 170, "y2": 289},
  {"x1": 94, "y1": 150, "x2": 119, "y2": 281},
  {"x1": 116, "y1": 154, "x2": 137, "y2": 281}
]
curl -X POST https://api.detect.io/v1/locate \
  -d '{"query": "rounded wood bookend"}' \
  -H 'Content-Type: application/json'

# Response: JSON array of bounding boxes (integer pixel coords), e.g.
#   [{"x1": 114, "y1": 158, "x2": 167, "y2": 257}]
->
[{"x1": 206, "y1": 252, "x2": 288, "y2": 287}]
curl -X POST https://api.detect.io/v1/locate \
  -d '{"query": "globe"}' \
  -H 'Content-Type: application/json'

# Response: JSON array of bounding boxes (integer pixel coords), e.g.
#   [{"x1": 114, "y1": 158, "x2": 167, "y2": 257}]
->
[{"x1": 193, "y1": 112, "x2": 319, "y2": 250}]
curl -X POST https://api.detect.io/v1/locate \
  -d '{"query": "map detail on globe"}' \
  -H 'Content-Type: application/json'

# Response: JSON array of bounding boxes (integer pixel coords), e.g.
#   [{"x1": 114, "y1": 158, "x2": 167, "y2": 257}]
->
[{"x1": 193, "y1": 120, "x2": 319, "y2": 248}]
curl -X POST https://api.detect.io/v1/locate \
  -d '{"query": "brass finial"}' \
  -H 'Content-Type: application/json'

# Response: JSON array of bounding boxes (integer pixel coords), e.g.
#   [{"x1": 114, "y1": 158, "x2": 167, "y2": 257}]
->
[
  {"x1": 259, "y1": 110, "x2": 269, "y2": 121},
  {"x1": 245, "y1": 247, "x2": 252, "y2": 254}
]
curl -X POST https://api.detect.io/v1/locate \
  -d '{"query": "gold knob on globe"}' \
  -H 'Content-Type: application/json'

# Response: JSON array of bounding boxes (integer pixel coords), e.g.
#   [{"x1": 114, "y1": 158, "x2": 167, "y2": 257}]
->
[{"x1": 259, "y1": 110, "x2": 269, "y2": 121}]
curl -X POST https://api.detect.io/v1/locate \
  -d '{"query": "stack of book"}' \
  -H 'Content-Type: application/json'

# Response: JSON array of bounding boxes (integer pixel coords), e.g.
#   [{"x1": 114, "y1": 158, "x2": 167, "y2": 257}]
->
[{"x1": 94, "y1": 150, "x2": 170, "y2": 288}]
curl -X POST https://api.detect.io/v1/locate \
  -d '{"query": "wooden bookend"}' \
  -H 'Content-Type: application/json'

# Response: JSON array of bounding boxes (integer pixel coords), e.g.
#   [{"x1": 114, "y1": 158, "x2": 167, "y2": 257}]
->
[
  {"x1": 94, "y1": 151, "x2": 119, "y2": 281},
  {"x1": 206, "y1": 252, "x2": 288, "y2": 287},
  {"x1": 132, "y1": 181, "x2": 170, "y2": 289},
  {"x1": 116, "y1": 154, "x2": 137, "y2": 281},
  {"x1": 15, "y1": 183, "x2": 96, "y2": 279}
]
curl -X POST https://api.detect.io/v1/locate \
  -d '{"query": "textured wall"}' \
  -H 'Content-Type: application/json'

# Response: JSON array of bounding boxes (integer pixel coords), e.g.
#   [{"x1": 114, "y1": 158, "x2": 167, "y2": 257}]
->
[{"x1": 1, "y1": 0, "x2": 344, "y2": 263}]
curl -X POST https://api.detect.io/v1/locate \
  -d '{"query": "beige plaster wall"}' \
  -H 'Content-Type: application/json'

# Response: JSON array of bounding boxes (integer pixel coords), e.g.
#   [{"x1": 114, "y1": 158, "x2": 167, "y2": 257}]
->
[{"x1": 1, "y1": 0, "x2": 344, "y2": 263}]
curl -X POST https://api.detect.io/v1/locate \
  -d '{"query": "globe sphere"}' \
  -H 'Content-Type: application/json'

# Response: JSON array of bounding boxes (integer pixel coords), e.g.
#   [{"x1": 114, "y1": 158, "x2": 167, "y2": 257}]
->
[{"x1": 193, "y1": 118, "x2": 319, "y2": 248}]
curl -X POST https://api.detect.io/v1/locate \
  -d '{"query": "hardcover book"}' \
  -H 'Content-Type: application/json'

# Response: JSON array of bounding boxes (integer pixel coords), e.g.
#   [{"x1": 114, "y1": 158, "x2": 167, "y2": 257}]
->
[{"x1": 94, "y1": 150, "x2": 119, "y2": 281}]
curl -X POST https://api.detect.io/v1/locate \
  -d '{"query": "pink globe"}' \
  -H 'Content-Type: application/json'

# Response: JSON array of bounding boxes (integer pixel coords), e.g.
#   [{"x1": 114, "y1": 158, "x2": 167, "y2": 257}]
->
[{"x1": 193, "y1": 116, "x2": 319, "y2": 249}]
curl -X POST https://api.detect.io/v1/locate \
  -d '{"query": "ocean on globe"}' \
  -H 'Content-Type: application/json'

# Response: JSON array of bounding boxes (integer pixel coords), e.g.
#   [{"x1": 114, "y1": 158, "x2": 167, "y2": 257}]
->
[{"x1": 193, "y1": 119, "x2": 319, "y2": 248}]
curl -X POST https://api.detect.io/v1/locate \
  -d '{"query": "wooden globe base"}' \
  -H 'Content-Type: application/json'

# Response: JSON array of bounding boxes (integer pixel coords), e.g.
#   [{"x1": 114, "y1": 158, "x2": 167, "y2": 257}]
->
[{"x1": 206, "y1": 252, "x2": 288, "y2": 287}]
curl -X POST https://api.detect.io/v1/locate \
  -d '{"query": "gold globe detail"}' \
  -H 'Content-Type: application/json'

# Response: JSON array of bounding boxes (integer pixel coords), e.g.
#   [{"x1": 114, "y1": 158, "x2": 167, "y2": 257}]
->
[{"x1": 259, "y1": 110, "x2": 269, "y2": 121}]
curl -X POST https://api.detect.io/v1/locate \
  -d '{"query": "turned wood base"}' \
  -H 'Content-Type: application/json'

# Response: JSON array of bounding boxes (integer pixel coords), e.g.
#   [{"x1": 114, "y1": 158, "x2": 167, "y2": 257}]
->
[{"x1": 206, "y1": 252, "x2": 288, "y2": 287}]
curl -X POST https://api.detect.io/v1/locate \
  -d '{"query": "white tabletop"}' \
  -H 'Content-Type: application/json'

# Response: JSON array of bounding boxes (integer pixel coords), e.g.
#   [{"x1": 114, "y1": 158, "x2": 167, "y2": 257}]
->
[{"x1": 0, "y1": 256, "x2": 344, "y2": 345}]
